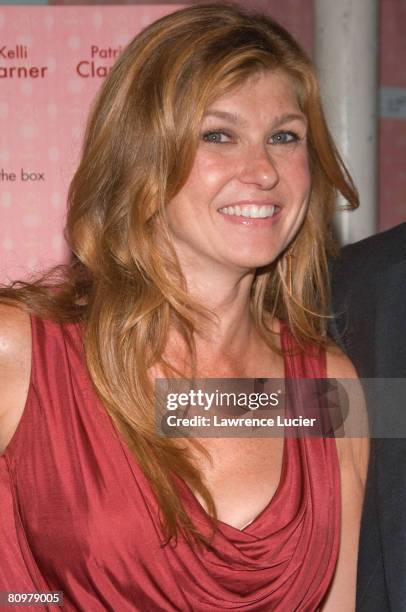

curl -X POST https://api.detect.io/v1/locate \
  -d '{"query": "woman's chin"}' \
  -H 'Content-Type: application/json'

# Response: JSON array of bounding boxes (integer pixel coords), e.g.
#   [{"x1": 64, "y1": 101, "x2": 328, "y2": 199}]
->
[
  {"x1": 222, "y1": 257, "x2": 276, "y2": 273},
  {"x1": 225, "y1": 253, "x2": 280, "y2": 273}
]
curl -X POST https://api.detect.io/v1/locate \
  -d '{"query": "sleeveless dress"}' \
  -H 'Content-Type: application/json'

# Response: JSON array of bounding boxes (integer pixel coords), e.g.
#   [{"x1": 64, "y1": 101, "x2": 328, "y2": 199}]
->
[{"x1": 0, "y1": 315, "x2": 340, "y2": 611}]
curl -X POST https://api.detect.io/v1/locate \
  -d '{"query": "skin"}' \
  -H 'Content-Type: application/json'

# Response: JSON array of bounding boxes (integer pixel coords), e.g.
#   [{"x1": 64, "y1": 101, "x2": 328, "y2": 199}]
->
[
  {"x1": 0, "y1": 70, "x2": 367, "y2": 610},
  {"x1": 167, "y1": 70, "x2": 310, "y2": 324}
]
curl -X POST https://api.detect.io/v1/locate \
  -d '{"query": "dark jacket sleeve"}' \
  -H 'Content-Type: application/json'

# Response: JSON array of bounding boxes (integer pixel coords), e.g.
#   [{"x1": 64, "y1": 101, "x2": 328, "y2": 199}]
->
[{"x1": 330, "y1": 222, "x2": 406, "y2": 612}]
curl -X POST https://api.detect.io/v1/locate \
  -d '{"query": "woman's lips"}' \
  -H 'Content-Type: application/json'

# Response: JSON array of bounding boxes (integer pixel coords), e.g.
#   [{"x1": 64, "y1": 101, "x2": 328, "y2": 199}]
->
[{"x1": 217, "y1": 203, "x2": 281, "y2": 226}]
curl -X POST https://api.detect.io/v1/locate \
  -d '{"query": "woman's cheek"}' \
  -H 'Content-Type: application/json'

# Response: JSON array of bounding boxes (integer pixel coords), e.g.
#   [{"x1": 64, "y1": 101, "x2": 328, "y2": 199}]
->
[
  {"x1": 194, "y1": 155, "x2": 234, "y2": 188},
  {"x1": 287, "y1": 151, "x2": 311, "y2": 185}
]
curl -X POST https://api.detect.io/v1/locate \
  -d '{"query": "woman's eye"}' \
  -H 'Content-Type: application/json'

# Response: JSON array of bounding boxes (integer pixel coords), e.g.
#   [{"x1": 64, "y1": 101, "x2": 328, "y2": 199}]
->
[
  {"x1": 270, "y1": 131, "x2": 300, "y2": 145},
  {"x1": 201, "y1": 131, "x2": 232, "y2": 144}
]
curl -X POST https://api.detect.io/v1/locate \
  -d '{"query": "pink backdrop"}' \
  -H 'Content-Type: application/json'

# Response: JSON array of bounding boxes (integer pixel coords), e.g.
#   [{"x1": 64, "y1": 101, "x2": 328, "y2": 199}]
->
[
  {"x1": 0, "y1": 3, "x2": 405, "y2": 282},
  {"x1": 0, "y1": 6, "x2": 185, "y2": 281}
]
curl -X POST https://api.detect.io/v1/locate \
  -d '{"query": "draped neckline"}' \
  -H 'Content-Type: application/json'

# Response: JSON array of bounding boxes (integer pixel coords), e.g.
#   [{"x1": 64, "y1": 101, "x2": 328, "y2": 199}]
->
[{"x1": 177, "y1": 321, "x2": 289, "y2": 534}]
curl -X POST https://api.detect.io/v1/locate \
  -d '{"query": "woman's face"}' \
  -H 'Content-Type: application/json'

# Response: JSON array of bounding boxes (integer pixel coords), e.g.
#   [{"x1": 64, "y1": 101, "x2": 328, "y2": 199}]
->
[{"x1": 166, "y1": 70, "x2": 311, "y2": 276}]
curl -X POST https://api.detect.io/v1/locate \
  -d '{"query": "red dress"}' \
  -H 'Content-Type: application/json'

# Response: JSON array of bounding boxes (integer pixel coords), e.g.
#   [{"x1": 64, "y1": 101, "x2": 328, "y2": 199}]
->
[{"x1": 0, "y1": 316, "x2": 340, "y2": 611}]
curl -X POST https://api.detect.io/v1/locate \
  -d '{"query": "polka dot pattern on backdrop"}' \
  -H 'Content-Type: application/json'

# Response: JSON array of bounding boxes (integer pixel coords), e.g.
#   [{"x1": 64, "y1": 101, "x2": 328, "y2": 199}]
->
[{"x1": 1, "y1": 5, "x2": 188, "y2": 282}]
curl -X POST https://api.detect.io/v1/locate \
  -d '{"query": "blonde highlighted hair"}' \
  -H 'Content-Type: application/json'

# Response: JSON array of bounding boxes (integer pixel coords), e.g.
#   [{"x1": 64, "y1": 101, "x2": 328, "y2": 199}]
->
[{"x1": 0, "y1": 3, "x2": 358, "y2": 545}]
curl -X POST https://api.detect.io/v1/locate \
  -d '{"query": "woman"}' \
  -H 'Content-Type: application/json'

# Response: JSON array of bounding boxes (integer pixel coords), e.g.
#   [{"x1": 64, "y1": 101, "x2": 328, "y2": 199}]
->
[{"x1": 0, "y1": 3, "x2": 368, "y2": 610}]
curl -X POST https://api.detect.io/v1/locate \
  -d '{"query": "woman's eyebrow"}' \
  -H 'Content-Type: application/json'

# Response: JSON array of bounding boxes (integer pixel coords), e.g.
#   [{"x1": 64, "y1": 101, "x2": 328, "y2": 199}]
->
[
  {"x1": 203, "y1": 109, "x2": 307, "y2": 128},
  {"x1": 203, "y1": 110, "x2": 246, "y2": 125},
  {"x1": 272, "y1": 113, "x2": 307, "y2": 128}
]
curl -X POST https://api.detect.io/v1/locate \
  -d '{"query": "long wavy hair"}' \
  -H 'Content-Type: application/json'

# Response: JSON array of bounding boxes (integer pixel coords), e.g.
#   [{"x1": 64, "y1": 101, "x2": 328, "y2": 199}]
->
[{"x1": 0, "y1": 3, "x2": 358, "y2": 545}]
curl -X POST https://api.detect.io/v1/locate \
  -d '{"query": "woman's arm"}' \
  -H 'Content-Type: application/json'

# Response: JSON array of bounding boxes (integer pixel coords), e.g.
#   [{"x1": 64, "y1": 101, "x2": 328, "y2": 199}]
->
[
  {"x1": 321, "y1": 343, "x2": 369, "y2": 611},
  {"x1": 0, "y1": 304, "x2": 31, "y2": 454}
]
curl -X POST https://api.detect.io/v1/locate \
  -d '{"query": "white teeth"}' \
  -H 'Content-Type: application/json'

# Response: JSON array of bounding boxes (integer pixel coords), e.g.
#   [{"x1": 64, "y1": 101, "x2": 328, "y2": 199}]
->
[{"x1": 219, "y1": 205, "x2": 276, "y2": 218}]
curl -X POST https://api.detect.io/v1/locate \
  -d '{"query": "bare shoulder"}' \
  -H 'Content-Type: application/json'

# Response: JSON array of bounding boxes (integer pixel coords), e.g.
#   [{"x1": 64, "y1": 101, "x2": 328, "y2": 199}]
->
[
  {"x1": 325, "y1": 338, "x2": 369, "y2": 487},
  {"x1": 0, "y1": 303, "x2": 32, "y2": 455}
]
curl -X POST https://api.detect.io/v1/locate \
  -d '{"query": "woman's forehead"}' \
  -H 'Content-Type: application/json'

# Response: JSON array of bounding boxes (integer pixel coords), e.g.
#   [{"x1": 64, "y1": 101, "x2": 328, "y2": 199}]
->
[{"x1": 203, "y1": 70, "x2": 303, "y2": 116}]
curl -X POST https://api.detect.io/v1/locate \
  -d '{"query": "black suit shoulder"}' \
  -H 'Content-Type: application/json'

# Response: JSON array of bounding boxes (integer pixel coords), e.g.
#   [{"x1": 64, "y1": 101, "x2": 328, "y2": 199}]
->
[
  {"x1": 331, "y1": 223, "x2": 406, "y2": 376},
  {"x1": 334, "y1": 222, "x2": 406, "y2": 281}
]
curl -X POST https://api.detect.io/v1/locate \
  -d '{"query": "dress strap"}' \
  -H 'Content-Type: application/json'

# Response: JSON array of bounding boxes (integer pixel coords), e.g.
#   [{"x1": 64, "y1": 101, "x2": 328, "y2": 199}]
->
[{"x1": 280, "y1": 321, "x2": 327, "y2": 379}]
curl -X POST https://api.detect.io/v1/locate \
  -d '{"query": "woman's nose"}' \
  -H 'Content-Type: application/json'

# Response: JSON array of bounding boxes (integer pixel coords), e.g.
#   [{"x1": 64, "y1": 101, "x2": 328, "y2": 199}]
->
[{"x1": 237, "y1": 146, "x2": 279, "y2": 189}]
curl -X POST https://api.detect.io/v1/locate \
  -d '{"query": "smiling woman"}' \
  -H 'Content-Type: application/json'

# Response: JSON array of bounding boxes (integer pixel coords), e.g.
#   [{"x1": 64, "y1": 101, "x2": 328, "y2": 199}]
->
[
  {"x1": 0, "y1": 3, "x2": 367, "y2": 611},
  {"x1": 167, "y1": 70, "x2": 311, "y2": 274}
]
